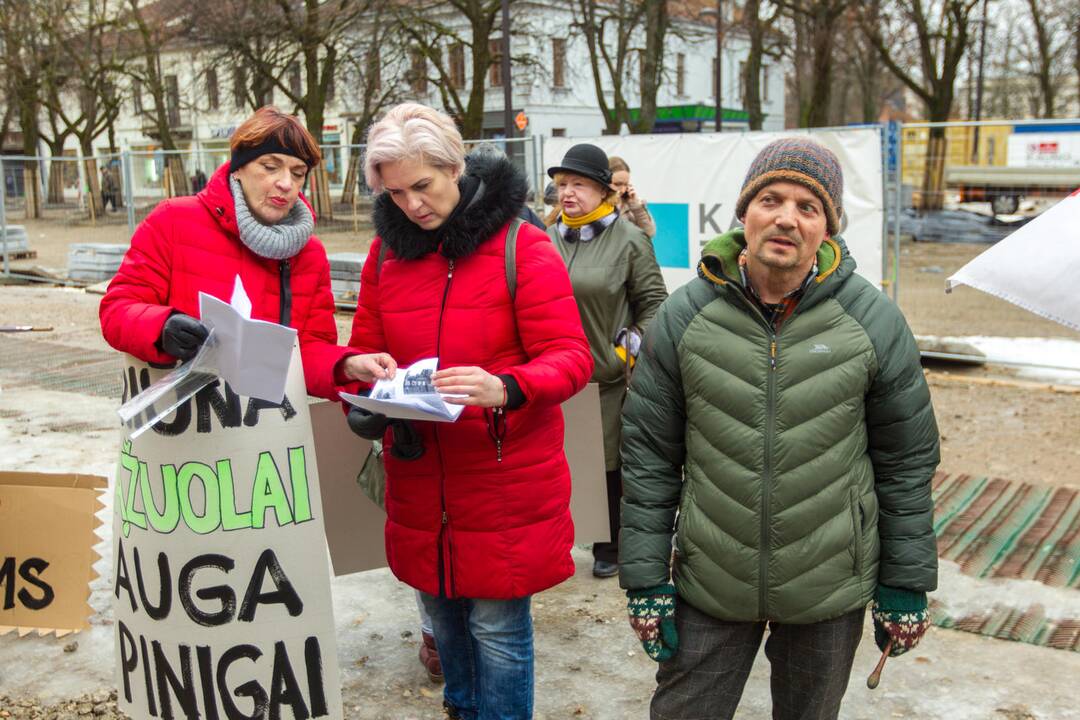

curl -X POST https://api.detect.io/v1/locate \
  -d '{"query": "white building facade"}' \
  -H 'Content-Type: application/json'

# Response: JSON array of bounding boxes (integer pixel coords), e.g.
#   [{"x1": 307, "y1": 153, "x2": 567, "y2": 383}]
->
[{"x1": 62, "y1": 0, "x2": 785, "y2": 196}]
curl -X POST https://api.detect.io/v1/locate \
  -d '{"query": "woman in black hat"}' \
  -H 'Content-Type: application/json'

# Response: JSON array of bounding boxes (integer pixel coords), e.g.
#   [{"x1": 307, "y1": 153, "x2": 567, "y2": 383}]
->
[{"x1": 546, "y1": 143, "x2": 668, "y2": 578}]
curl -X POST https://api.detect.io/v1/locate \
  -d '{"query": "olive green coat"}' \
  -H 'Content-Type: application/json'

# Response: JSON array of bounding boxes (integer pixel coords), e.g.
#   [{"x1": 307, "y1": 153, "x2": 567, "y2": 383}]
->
[
  {"x1": 549, "y1": 216, "x2": 668, "y2": 470},
  {"x1": 619, "y1": 230, "x2": 939, "y2": 623}
]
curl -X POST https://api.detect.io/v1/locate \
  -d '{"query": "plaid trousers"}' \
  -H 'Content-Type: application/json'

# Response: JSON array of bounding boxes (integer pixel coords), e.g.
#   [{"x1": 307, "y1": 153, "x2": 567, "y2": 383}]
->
[{"x1": 651, "y1": 597, "x2": 865, "y2": 720}]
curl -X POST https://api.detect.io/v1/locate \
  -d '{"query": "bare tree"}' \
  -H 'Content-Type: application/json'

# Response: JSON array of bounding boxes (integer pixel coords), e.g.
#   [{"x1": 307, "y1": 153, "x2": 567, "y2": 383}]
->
[
  {"x1": 839, "y1": 1, "x2": 894, "y2": 123},
  {"x1": 393, "y1": 0, "x2": 517, "y2": 139},
  {"x1": 337, "y1": 4, "x2": 407, "y2": 204},
  {"x1": 0, "y1": 0, "x2": 53, "y2": 218},
  {"x1": 40, "y1": 0, "x2": 128, "y2": 216},
  {"x1": 740, "y1": 0, "x2": 783, "y2": 130},
  {"x1": 572, "y1": 0, "x2": 670, "y2": 134},
  {"x1": 192, "y1": 0, "x2": 370, "y2": 218},
  {"x1": 574, "y1": 0, "x2": 645, "y2": 134},
  {"x1": 1022, "y1": 0, "x2": 1072, "y2": 118},
  {"x1": 776, "y1": 0, "x2": 854, "y2": 127},
  {"x1": 861, "y1": 0, "x2": 980, "y2": 210},
  {"x1": 124, "y1": 0, "x2": 196, "y2": 197},
  {"x1": 633, "y1": 0, "x2": 669, "y2": 133}
]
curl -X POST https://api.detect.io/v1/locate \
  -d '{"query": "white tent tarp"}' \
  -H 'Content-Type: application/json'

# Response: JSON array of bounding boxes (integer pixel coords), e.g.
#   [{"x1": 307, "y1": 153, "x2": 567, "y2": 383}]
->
[{"x1": 947, "y1": 190, "x2": 1080, "y2": 331}]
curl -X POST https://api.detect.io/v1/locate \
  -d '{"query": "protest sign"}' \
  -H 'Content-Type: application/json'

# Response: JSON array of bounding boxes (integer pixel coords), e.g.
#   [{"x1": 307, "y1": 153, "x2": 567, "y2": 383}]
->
[
  {"x1": 318, "y1": 383, "x2": 610, "y2": 576},
  {"x1": 544, "y1": 129, "x2": 885, "y2": 291},
  {"x1": 113, "y1": 345, "x2": 342, "y2": 719},
  {"x1": 0, "y1": 472, "x2": 106, "y2": 636}
]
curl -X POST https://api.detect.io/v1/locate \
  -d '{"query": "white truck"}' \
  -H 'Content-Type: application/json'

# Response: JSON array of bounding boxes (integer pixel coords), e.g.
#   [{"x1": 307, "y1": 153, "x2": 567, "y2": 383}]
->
[{"x1": 946, "y1": 130, "x2": 1080, "y2": 215}]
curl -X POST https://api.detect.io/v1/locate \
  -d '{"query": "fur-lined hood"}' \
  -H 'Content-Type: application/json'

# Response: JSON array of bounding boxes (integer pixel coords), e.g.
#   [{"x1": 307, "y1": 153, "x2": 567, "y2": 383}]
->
[{"x1": 372, "y1": 152, "x2": 528, "y2": 261}]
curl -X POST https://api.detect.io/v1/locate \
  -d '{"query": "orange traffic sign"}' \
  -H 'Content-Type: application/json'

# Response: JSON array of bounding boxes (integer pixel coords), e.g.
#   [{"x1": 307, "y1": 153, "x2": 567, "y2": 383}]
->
[{"x1": 514, "y1": 111, "x2": 528, "y2": 131}]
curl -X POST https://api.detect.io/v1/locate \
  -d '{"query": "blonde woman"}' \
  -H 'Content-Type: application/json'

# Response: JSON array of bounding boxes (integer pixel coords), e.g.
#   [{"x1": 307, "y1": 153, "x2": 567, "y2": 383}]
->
[
  {"x1": 339, "y1": 103, "x2": 592, "y2": 719},
  {"x1": 546, "y1": 143, "x2": 668, "y2": 579}
]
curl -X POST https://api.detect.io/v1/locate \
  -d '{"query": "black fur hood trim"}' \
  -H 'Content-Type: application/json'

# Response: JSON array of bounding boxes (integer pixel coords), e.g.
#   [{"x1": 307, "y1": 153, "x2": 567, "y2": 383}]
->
[{"x1": 372, "y1": 152, "x2": 529, "y2": 261}]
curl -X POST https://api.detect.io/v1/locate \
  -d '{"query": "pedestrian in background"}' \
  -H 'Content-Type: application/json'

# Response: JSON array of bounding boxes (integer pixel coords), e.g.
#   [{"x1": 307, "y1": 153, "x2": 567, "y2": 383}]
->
[
  {"x1": 608, "y1": 155, "x2": 656, "y2": 238},
  {"x1": 546, "y1": 143, "x2": 667, "y2": 579},
  {"x1": 342, "y1": 102, "x2": 592, "y2": 719},
  {"x1": 100, "y1": 166, "x2": 118, "y2": 211},
  {"x1": 619, "y1": 137, "x2": 939, "y2": 719}
]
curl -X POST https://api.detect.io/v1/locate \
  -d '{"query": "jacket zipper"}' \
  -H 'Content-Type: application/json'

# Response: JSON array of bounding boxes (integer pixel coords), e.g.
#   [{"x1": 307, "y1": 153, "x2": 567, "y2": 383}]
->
[
  {"x1": 434, "y1": 259, "x2": 455, "y2": 598},
  {"x1": 726, "y1": 285, "x2": 778, "y2": 620},
  {"x1": 278, "y1": 259, "x2": 292, "y2": 326},
  {"x1": 761, "y1": 333, "x2": 777, "y2": 619}
]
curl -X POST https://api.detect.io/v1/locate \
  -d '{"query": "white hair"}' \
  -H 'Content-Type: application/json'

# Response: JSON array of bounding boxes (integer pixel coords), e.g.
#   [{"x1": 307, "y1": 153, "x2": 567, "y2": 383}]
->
[{"x1": 363, "y1": 103, "x2": 466, "y2": 193}]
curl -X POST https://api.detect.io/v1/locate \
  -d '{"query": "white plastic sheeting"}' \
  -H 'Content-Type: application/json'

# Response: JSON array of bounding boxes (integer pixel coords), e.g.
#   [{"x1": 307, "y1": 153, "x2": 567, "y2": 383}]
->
[{"x1": 948, "y1": 190, "x2": 1080, "y2": 332}]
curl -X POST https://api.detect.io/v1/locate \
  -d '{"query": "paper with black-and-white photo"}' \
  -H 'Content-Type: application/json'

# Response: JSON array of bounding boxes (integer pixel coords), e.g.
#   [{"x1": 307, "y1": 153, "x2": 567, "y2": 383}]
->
[
  {"x1": 198, "y1": 291, "x2": 297, "y2": 403},
  {"x1": 339, "y1": 357, "x2": 465, "y2": 422}
]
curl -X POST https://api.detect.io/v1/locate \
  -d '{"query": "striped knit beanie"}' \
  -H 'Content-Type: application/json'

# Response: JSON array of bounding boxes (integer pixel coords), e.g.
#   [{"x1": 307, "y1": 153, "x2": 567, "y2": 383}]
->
[{"x1": 734, "y1": 138, "x2": 843, "y2": 236}]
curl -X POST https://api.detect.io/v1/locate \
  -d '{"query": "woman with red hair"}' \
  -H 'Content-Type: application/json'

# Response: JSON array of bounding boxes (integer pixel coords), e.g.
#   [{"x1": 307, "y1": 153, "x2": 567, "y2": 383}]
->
[{"x1": 100, "y1": 105, "x2": 389, "y2": 393}]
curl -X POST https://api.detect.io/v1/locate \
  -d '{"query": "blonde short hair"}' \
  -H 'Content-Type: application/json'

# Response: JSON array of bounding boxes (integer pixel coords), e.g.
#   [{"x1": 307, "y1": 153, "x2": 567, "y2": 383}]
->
[
  {"x1": 551, "y1": 171, "x2": 619, "y2": 205},
  {"x1": 363, "y1": 103, "x2": 466, "y2": 193}
]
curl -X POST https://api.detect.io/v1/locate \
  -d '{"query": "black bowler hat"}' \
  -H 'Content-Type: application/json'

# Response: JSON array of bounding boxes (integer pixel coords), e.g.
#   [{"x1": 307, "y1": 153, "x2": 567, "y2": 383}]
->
[{"x1": 547, "y1": 143, "x2": 612, "y2": 187}]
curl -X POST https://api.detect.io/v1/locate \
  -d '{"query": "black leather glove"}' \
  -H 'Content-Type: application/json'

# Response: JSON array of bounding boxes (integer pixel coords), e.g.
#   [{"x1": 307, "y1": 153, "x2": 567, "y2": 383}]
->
[
  {"x1": 389, "y1": 420, "x2": 424, "y2": 461},
  {"x1": 347, "y1": 406, "x2": 391, "y2": 440},
  {"x1": 160, "y1": 313, "x2": 209, "y2": 361}
]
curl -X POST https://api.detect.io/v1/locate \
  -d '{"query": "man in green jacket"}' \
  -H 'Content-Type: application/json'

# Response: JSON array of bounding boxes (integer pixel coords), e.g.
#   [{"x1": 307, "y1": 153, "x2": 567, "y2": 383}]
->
[{"x1": 619, "y1": 138, "x2": 940, "y2": 720}]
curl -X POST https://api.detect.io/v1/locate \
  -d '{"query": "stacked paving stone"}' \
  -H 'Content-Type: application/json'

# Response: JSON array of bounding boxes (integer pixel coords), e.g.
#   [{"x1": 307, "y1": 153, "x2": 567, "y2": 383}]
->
[
  {"x1": 328, "y1": 252, "x2": 366, "y2": 301},
  {"x1": 1, "y1": 225, "x2": 30, "y2": 254},
  {"x1": 66, "y1": 243, "x2": 127, "y2": 283}
]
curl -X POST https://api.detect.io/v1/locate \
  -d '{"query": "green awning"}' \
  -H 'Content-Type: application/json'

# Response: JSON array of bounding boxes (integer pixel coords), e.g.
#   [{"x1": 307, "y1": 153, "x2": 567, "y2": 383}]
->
[{"x1": 612, "y1": 103, "x2": 753, "y2": 123}]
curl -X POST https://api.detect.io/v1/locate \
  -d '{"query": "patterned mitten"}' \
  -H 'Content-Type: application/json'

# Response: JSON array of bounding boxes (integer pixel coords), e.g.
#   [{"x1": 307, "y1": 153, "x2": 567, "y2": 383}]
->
[
  {"x1": 872, "y1": 584, "x2": 930, "y2": 657},
  {"x1": 627, "y1": 584, "x2": 678, "y2": 662}
]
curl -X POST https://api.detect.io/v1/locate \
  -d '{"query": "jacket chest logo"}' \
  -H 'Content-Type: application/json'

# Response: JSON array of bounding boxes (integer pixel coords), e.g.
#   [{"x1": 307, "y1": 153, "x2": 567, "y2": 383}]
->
[{"x1": 809, "y1": 343, "x2": 832, "y2": 354}]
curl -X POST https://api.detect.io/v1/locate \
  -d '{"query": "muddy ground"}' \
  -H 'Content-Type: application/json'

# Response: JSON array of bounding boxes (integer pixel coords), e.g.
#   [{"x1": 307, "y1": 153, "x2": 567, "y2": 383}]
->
[{"x1": 1, "y1": 234, "x2": 1079, "y2": 719}]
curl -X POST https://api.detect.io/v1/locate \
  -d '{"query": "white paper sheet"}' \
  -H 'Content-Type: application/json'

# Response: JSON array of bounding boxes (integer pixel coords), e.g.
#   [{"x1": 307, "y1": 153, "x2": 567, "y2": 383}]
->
[
  {"x1": 198, "y1": 292, "x2": 297, "y2": 403},
  {"x1": 339, "y1": 357, "x2": 465, "y2": 422},
  {"x1": 947, "y1": 191, "x2": 1080, "y2": 331}
]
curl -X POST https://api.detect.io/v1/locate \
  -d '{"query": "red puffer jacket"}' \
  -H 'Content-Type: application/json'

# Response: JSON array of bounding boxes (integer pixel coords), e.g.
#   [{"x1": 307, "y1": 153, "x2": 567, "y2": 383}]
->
[
  {"x1": 347, "y1": 154, "x2": 593, "y2": 599},
  {"x1": 99, "y1": 163, "x2": 350, "y2": 400}
]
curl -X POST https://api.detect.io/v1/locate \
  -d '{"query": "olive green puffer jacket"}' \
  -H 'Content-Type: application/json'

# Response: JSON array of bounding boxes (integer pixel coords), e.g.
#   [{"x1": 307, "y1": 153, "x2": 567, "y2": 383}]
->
[{"x1": 619, "y1": 230, "x2": 939, "y2": 624}]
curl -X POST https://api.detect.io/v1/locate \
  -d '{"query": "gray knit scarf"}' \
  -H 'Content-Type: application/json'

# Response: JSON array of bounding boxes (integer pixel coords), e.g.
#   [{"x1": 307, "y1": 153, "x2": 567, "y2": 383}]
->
[{"x1": 229, "y1": 175, "x2": 314, "y2": 260}]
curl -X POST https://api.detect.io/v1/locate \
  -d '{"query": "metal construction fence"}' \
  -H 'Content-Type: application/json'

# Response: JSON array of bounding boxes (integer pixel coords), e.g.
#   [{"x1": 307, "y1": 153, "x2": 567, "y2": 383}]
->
[
  {"x1": 3, "y1": 121, "x2": 1080, "y2": 367},
  {"x1": 882, "y1": 118, "x2": 1080, "y2": 365}
]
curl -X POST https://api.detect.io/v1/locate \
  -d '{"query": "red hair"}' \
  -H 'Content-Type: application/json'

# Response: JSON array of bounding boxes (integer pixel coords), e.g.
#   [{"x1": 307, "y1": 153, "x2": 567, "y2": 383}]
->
[{"x1": 230, "y1": 106, "x2": 322, "y2": 168}]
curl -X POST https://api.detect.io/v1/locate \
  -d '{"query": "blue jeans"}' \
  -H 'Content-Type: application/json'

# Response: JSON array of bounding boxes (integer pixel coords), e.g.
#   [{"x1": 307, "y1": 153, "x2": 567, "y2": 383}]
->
[{"x1": 419, "y1": 592, "x2": 534, "y2": 720}]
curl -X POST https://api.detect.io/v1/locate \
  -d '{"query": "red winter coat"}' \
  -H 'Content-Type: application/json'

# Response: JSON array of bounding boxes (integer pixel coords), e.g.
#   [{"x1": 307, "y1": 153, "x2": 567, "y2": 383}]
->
[
  {"x1": 347, "y1": 154, "x2": 593, "y2": 599},
  {"x1": 99, "y1": 163, "x2": 350, "y2": 400}
]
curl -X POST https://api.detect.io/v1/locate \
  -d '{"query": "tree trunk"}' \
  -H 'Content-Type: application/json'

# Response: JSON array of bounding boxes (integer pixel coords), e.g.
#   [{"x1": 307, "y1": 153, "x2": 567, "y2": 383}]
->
[
  {"x1": 804, "y1": 6, "x2": 837, "y2": 127},
  {"x1": 47, "y1": 158, "x2": 66, "y2": 205},
  {"x1": 743, "y1": 0, "x2": 766, "y2": 130},
  {"x1": 22, "y1": 164, "x2": 43, "y2": 219},
  {"x1": 918, "y1": 99, "x2": 951, "y2": 212},
  {"x1": 631, "y1": 0, "x2": 668, "y2": 133},
  {"x1": 340, "y1": 122, "x2": 365, "y2": 205},
  {"x1": 83, "y1": 154, "x2": 103, "y2": 220},
  {"x1": 164, "y1": 155, "x2": 188, "y2": 198},
  {"x1": 45, "y1": 138, "x2": 68, "y2": 206},
  {"x1": 18, "y1": 92, "x2": 42, "y2": 219}
]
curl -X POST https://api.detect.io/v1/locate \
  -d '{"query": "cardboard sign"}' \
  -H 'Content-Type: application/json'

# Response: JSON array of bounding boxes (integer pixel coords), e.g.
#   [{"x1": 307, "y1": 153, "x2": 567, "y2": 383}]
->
[
  {"x1": 0, "y1": 472, "x2": 106, "y2": 636},
  {"x1": 317, "y1": 383, "x2": 610, "y2": 576},
  {"x1": 113, "y1": 347, "x2": 343, "y2": 719}
]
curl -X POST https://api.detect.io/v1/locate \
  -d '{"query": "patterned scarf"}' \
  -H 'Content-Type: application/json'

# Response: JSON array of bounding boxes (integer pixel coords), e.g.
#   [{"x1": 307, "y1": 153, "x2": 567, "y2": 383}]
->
[
  {"x1": 557, "y1": 203, "x2": 618, "y2": 243},
  {"x1": 229, "y1": 175, "x2": 314, "y2": 260}
]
